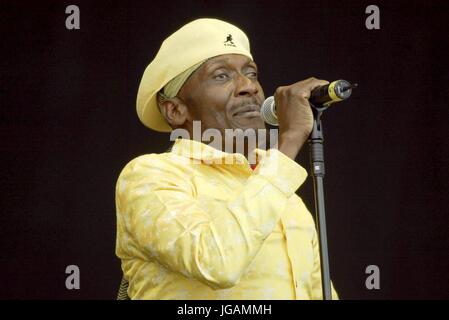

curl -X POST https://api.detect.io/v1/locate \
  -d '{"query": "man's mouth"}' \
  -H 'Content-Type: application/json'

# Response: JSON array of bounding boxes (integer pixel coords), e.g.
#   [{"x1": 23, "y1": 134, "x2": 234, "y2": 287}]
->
[{"x1": 233, "y1": 104, "x2": 261, "y2": 118}]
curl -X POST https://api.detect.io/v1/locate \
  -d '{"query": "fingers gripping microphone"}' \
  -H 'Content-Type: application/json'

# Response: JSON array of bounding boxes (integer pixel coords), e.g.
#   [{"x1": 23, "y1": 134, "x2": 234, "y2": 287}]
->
[{"x1": 260, "y1": 80, "x2": 357, "y2": 126}]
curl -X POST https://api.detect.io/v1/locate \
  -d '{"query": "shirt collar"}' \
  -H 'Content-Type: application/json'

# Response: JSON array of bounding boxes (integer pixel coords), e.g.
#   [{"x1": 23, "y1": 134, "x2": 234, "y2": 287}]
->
[{"x1": 170, "y1": 138, "x2": 267, "y2": 166}]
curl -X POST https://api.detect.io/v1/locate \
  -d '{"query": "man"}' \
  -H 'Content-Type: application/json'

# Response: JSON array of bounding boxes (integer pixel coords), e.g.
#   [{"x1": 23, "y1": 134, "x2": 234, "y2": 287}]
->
[{"x1": 115, "y1": 18, "x2": 339, "y2": 299}]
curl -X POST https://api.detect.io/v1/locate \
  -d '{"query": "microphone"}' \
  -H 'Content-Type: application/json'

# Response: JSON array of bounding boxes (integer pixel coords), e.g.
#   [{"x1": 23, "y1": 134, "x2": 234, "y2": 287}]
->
[{"x1": 260, "y1": 80, "x2": 358, "y2": 126}]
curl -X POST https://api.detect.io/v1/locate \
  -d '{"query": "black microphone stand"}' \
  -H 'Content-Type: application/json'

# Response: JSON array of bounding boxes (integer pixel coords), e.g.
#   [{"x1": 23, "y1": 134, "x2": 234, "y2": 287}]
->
[{"x1": 308, "y1": 104, "x2": 332, "y2": 300}]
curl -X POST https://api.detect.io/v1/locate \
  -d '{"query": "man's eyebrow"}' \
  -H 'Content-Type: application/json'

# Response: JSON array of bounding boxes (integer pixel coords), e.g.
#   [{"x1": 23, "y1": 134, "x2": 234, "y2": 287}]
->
[
  {"x1": 205, "y1": 58, "x2": 258, "y2": 71},
  {"x1": 248, "y1": 61, "x2": 258, "y2": 69}
]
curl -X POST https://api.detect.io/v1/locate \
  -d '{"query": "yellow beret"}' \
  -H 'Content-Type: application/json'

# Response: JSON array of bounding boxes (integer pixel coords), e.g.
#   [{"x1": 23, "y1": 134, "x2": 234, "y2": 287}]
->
[{"x1": 136, "y1": 18, "x2": 253, "y2": 132}]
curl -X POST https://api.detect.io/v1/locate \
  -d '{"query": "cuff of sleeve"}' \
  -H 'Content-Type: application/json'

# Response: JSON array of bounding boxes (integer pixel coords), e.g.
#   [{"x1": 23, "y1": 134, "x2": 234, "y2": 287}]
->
[{"x1": 253, "y1": 148, "x2": 308, "y2": 197}]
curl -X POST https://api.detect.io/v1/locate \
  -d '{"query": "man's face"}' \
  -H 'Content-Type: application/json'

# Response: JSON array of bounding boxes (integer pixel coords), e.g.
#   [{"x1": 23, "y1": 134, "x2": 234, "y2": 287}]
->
[{"x1": 177, "y1": 54, "x2": 266, "y2": 134}]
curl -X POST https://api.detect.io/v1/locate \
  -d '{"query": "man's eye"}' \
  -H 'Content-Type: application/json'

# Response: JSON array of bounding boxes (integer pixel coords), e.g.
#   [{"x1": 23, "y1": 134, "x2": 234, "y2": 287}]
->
[
  {"x1": 247, "y1": 71, "x2": 258, "y2": 78},
  {"x1": 214, "y1": 74, "x2": 229, "y2": 80}
]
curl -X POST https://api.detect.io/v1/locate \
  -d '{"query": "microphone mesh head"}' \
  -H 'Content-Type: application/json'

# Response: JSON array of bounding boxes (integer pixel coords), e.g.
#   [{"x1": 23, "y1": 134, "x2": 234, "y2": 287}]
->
[{"x1": 260, "y1": 96, "x2": 278, "y2": 126}]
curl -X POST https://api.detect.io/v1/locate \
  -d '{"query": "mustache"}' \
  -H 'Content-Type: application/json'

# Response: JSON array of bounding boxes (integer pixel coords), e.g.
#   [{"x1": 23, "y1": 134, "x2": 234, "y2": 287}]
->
[{"x1": 232, "y1": 98, "x2": 261, "y2": 109}]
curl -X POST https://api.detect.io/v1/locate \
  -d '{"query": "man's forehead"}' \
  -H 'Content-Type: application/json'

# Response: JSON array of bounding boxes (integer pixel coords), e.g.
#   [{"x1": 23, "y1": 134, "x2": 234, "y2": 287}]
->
[{"x1": 204, "y1": 54, "x2": 256, "y2": 67}]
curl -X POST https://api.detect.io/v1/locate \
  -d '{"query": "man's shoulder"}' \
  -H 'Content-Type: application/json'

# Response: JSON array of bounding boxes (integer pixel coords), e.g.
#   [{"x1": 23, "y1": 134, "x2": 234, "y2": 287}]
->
[
  {"x1": 114, "y1": 150, "x2": 196, "y2": 197},
  {"x1": 118, "y1": 150, "x2": 193, "y2": 179}
]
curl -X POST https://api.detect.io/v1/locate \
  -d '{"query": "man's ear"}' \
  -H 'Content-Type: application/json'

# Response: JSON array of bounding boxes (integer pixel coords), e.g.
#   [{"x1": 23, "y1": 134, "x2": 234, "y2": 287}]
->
[{"x1": 158, "y1": 97, "x2": 190, "y2": 128}]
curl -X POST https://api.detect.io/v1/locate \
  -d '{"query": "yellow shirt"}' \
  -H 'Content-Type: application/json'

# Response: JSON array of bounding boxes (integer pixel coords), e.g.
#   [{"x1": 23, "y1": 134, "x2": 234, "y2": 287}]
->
[{"x1": 115, "y1": 138, "x2": 338, "y2": 299}]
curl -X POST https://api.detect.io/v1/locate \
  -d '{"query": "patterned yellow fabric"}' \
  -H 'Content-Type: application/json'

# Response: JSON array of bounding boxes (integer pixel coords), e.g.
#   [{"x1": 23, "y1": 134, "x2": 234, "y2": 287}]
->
[{"x1": 115, "y1": 138, "x2": 339, "y2": 299}]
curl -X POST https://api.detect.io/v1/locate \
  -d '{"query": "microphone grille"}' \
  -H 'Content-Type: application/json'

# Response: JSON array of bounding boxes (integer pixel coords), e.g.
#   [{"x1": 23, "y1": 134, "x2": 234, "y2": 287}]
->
[{"x1": 260, "y1": 96, "x2": 278, "y2": 126}]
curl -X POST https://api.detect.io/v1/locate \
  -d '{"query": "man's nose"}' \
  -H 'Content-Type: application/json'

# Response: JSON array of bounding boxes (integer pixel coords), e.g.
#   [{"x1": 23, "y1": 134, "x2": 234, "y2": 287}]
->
[{"x1": 235, "y1": 74, "x2": 258, "y2": 97}]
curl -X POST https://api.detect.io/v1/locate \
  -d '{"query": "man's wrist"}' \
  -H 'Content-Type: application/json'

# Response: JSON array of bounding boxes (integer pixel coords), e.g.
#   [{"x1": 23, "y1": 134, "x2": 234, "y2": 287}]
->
[{"x1": 278, "y1": 131, "x2": 309, "y2": 160}]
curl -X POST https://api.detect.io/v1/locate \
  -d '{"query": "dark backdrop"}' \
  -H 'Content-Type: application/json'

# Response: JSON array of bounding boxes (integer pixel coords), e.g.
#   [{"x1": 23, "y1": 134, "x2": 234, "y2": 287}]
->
[{"x1": 1, "y1": 0, "x2": 448, "y2": 299}]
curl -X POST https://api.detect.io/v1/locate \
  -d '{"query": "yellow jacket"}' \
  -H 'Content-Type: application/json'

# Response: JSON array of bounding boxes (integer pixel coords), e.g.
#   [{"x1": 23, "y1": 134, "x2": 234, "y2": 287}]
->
[{"x1": 115, "y1": 138, "x2": 338, "y2": 299}]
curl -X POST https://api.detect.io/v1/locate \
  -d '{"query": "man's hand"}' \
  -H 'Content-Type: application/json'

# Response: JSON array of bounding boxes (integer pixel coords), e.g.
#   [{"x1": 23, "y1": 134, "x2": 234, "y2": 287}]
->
[{"x1": 275, "y1": 77, "x2": 329, "y2": 160}]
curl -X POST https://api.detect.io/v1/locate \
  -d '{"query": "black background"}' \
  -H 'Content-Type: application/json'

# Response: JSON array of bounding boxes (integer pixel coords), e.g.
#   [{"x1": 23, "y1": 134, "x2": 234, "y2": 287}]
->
[{"x1": 1, "y1": 0, "x2": 448, "y2": 299}]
